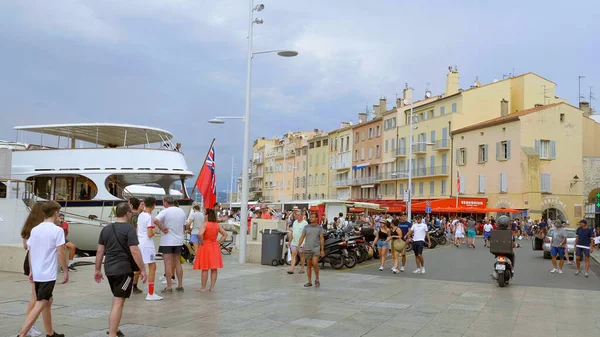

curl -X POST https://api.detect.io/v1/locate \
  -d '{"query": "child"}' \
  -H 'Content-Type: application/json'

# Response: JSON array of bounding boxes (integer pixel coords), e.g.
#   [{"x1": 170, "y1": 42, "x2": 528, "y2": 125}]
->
[{"x1": 297, "y1": 212, "x2": 325, "y2": 287}]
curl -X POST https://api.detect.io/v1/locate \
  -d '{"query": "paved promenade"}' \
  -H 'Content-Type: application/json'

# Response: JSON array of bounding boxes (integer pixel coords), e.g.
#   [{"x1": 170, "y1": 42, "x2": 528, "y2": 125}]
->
[{"x1": 1, "y1": 253, "x2": 600, "y2": 337}]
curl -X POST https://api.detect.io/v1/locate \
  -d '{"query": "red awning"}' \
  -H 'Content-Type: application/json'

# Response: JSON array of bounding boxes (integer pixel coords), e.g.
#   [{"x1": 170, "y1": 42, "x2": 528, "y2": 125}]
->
[
  {"x1": 348, "y1": 208, "x2": 365, "y2": 213},
  {"x1": 411, "y1": 197, "x2": 487, "y2": 212},
  {"x1": 386, "y1": 206, "x2": 406, "y2": 213}
]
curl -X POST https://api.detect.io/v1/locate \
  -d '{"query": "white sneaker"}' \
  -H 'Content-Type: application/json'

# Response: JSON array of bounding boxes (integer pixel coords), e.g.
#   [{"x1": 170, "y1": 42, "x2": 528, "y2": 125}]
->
[
  {"x1": 558, "y1": 269, "x2": 563, "y2": 274},
  {"x1": 161, "y1": 279, "x2": 167, "y2": 285},
  {"x1": 392, "y1": 268, "x2": 398, "y2": 274},
  {"x1": 400, "y1": 266, "x2": 405, "y2": 272},
  {"x1": 585, "y1": 272, "x2": 589, "y2": 278},
  {"x1": 145, "y1": 293, "x2": 163, "y2": 301},
  {"x1": 27, "y1": 326, "x2": 42, "y2": 337},
  {"x1": 412, "y1": 269, "x2": 422, "y2": 274},
  {"x1": 159, "y1": 275, "x2": 166, "y2": 281},
  {"x1": 550, "y1": 268, "x2": 558, "y2": 273},
  {"x1": 420, "y1": 267, "x2": 426, "y2": 274},
  {"x1": 378, "y1": 266, "x2": 384, "y2": 271}
]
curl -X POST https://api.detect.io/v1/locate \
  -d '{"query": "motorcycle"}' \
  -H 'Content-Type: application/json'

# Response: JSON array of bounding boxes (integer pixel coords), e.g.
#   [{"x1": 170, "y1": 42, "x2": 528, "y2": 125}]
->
[
  {"x1": 430, "y1": 227, "x2": 447, "y2": 245},
  {"x1": 319, "y1": 233, "x2": 349, "y2": 269},
  {"x1": 346, "y1": 235, "x2": 368, "y2": 264},
  {"x1": 492, "y1": 255, "x2": 513, "y2": 287}
]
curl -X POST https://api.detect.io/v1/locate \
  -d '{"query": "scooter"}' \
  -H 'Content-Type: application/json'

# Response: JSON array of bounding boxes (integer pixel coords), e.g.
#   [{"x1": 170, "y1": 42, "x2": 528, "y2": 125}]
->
[
  {"x1": 492, "y1": 255, "x2": 513, "y2": 287},
  {"x1": 319, "y1": 233, "x2": 348, "y2": 269}
]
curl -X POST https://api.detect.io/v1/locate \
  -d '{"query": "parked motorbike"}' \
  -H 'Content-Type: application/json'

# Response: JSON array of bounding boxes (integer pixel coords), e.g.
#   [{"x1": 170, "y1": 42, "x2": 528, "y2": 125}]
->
[
  {"x1": 430, "y1": 227, "x2": 447, "y2": 245},
  {"x1": 347, "y1": 235, "x2": 368, "y2": 264},
  {"x1": 319, "y1": 233, "x2": 349, "y2": 269}
]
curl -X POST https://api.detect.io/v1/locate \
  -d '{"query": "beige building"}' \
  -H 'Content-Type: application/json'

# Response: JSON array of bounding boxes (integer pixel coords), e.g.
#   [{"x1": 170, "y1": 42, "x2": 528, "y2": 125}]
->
[
  {"x1": 452, "y1": 102, "x2": 585, "y2": 223},
  {"x1": 250, "y1": 137, "x2": 277, "y2": 201},
  {"x1": 306, "y1": 132, "x2": 330, "y2": 200},
  {"x1": 293, "y1": 144, "x2": 308, "y2": 200},
  {"x1": 381, "y1": 68, "x2": 565, "y2": 203},
  {"x1": 328, "y1": 123, "x2": 353, "y2": 200}
]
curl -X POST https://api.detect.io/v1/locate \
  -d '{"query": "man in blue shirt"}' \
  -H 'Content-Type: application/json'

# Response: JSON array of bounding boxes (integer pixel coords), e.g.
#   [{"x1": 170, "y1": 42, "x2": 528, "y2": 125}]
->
[
  {"x1": 575, "y1": 219, "x2": 595, "y2": 277},
  {"x1": 396, "y1": 214, "x2": 412, "y2": 272}
]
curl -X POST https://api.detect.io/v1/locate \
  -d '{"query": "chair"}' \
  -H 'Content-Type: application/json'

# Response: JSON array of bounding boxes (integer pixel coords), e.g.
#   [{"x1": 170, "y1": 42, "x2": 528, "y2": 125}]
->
[{"x1": 220, "y1": 234, "x2": 233, "y2": 255}]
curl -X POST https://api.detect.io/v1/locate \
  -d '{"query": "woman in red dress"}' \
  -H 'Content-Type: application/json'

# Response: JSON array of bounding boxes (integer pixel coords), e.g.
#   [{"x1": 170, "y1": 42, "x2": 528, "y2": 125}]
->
[{"x1": 193, "y1": 208, "x2": 228, "y2": 292}]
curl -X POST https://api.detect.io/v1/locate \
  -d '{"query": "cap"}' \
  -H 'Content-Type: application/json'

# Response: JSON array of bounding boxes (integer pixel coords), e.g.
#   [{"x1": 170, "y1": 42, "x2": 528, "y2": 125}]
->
[
  {"x1": 579, "y1": 219, "x2": 587, "y2": 225},
  {"x1": 59, "y1": 212, "x2": 65, "y2": 217}
]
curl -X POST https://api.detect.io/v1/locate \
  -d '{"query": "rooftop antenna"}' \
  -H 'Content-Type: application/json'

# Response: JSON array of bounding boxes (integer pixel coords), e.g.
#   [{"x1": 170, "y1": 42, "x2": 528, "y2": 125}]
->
[
  {"x1": 590, "y1": 86, "x2": 596, "y2": 109},
  {"x1": 578, "y1": 75, "x2": 586, "y2": 106}
]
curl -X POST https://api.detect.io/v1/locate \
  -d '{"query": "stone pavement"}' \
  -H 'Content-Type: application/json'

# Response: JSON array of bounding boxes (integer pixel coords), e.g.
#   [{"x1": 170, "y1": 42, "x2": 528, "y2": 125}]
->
[{"x1": 1, "y1": 253, "x2": 600, "y2": 337}]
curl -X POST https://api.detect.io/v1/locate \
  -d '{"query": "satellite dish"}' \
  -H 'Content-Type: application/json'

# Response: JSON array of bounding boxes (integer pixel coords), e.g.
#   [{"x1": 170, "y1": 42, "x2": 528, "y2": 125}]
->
[
  {"x1": 493, "y1": 79, "x2": 499, "y2": 83},
  {"x1": 425, "y1": 90, "x2": 432, "y2": 98},
  {"x1": 403, "y1": 99, "x2": 410, "y2": 105}
]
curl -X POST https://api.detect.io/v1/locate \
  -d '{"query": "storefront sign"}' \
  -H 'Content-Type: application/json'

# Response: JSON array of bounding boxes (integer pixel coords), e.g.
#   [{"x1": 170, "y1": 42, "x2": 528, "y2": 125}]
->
[
  {"x1": 494, "y1": 197, "x2": 514, "y2": 208},
  {"x1": 459, "y1": 199, "x2": 485, "y2": 207},
  {"x1": 541, "y1": 197, "x2": 567, "y2": 210}
]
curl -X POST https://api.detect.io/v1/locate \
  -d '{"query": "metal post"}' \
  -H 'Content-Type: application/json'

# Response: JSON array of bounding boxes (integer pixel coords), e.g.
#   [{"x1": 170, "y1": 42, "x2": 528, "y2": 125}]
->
[
  {"x1": 408, "y1": 101, "x2": 413, "y2": 223},
  {"x1": 281, "y1": 139, "x2": 286, "y2": 212},
  {"x1": 239, "y1": 0, "x2": 254, "y2": 264}
]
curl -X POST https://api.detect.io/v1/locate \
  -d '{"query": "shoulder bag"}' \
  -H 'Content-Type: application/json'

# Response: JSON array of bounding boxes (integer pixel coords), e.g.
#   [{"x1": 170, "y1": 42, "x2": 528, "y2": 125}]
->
[{"x1": 110, "y1": 223, "x2": 140, "y2": 272}]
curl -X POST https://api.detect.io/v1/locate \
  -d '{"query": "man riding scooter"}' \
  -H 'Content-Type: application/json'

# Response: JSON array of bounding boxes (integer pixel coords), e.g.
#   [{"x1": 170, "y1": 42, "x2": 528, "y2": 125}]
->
[{"x1": 491, "y1": 215, "x2": 515, "y2": 281}]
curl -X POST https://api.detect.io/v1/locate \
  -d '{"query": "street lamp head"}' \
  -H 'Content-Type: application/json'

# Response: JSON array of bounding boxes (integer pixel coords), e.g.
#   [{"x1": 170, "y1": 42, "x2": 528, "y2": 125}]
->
[
  {"x1": 254, "y1": 4, "x2": 265, "y2": 11},
  {"x1": 253, "y1": 17, "x2": 264, "y2": 24},
  {"x1": 208, "y1": 118, "x2": 225, "y2": 124},
  {"x1": 277, "y1": 50, "x2": 298, "y2": 57}
]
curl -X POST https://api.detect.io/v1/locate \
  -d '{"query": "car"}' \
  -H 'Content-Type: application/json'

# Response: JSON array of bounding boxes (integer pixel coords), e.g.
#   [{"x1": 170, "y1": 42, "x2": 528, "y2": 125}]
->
[{"x1": 541, "y1": 228, "x2": 576, "y2": 259}]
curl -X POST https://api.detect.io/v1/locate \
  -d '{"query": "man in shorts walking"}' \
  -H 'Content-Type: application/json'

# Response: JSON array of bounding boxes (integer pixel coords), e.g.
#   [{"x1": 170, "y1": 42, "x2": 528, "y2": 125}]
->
[
  {"x1": 297, "y1": 212, "x2": 325, "y2": 287},
  {"x1": 18, "y1": 201, "x2": 69, "y2": 337},
  {"x1": 466, "y1": 216, "x2": 477, "y2": 248},
  {"x1": 153, "y1": 196, "x2": 186, "y2": 292},
  {"x1": 483, "y1": 220, "x2": 493, "y2": 248},
  {"x1": 287, "y1": 208, "x2": 307, "y2": 274},
  {"x1": 95, "y1": 202, "x2": 147, "y2": 337},
  {"x1": 396, "y1": 214, "x2": 412, "y2": 272},
  {"x1": 574, "y1": 219, "x2": 595, "y2": 277},
  {"x1": 405, "y1": 215, "x2": 431, "y2": 274},
  {"x1": 550, "y1": 221, "x2": 567, "y2": 274},
  {"x1": 137, "y1": 197, "x2": 163, "y2": 301}
]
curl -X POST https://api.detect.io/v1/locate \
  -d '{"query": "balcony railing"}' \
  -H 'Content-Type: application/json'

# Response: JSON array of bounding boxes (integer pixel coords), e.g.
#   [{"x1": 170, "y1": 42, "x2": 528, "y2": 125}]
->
[
  {"x1": 252, "y1": 157, "x2": 264, "y2": 164},
  {"x1": 376, "y1": 166, "x2": 449, "y2": 180},
  {"x1": 433, "y1": 139, "x2": 450, "y2": 151},
  {"x1": 394, "y1": 147, "x2": 406, "y2": 157},
  {"x1": 333, "y1": 179, "x2": 349, "y2": 186},
  {"x1": 350, "y1": 176, "x2": 378, "y2": 185},
  {"x1": 249, "y1": 187, "x2": 262, "y2": 192},
  {"x1": 412, "y1": 143, "x2": 427, "y2": 154},
  {"x1": 377, "y1": 171, "x2": 409, "y2": 180},
  {"x1": 251, "y1": 172, "x2": 264, "y2": 179}
]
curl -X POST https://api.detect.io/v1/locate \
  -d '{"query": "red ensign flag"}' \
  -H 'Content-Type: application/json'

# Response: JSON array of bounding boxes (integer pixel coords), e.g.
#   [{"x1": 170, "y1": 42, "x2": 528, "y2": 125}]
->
[{"x1": 196, "y1": 143, "x2": 216, "y2": 210}]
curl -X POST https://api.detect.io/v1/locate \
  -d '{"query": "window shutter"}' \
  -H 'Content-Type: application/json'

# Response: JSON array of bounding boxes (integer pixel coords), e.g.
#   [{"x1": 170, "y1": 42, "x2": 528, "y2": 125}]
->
[
  {"x1": 430, "y1": 130, "x2": 436, "y2": 143},
  {"x1": 430, "y1": 181, "x2": 434, "y2": 195},
  {"x1": 479, "y1": 175, "x2": 485, "y2": 193},
  {"x1": 506, "y1": 140, "x2": 511, "y2": 159},
  {"x1": 501, "y1": 173, "x2": 508, "y2": 192},
  {"x1": 535, "y1": 139, "x2": 541, "y2": 156},
  {"x1": 430, "y1": 155, "x2": 435, "y2": 175},
  {"x1": 459, "y1": 176, "x2": 465, "y2": 193},
  {"x1": 456, "y1": 149, "x2": 460, "y2": 165},
  {"x1": 550, "y1": 141, "x2": 556, "y2": 160},
  {"x1": 496, "y1": 142, "x2": 501, "y2": 160},
  {"x1": 463, "y1": 148, "x2": 467, "y2": 164},
  {"x1": 483, "y1": 144, "x2": 488, "y2": 162}
]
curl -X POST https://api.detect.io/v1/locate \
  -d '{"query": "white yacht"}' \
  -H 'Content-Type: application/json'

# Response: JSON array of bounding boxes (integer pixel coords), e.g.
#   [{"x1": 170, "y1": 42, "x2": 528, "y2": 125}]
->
[{"x1": 6, "y1": 123, "x2": 195, "y2": 250}]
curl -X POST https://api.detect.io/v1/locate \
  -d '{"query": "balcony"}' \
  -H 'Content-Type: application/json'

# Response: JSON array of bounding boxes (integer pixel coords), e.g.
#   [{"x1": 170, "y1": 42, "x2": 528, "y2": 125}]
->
[
  {"x1": 412, "y1": 166, "x2": 449, "y2": 178},
  {"x1": 350, "y1": 176, "x2": 378, "y2": 185},
  {"x1": 333, "y1": 179, "x2": 349, "y2": 187},
  {"x1": 394, "y1": 147, "x2": 407, "y2": 157},
  {"x1": 378, "y1": 171, "x2": 409, "y2": 181},
  {"x1": 433, "y1": 139, "x2": 450, "y2": 151},
  {"x1": 249, "y1": 187, "x2": 262, "y2": 192},
  {"x1": 251, "y1": 172, "x2": 264, "y2": 179},
  {"x1": 412, "y1": 143, "x2": 427, "y2": 154}
]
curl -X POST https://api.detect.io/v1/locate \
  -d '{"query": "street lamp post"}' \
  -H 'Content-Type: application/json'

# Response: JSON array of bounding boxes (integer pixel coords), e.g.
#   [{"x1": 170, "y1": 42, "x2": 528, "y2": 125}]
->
[
  {"x1": 407, "y1": 100, "x2": 414, "y2": 223},
  {"x1": 226, "y1": 0, "x2": 297, "y2": 264}
]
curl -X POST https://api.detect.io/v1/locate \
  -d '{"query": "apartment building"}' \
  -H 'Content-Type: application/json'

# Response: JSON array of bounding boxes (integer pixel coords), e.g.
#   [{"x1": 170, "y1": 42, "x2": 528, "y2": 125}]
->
[
  {"x1": 350, "y1": 106, "x2": 384, "y2": 200},
  {"x1": 293, "y1": 144, "x2": 308, "y2": 200},
  {"x1": 452, "y1": 102, "x2": 586, "y2": 223},
  {"x1": 328, "y1": 123, "x2": 353, "y2": 200},
  {"x1": 250, "y1": 137, "x2": 276, "y2": 201},
  {"x1": 306, "y1": 132, "x2": 330, "y2": 200}
]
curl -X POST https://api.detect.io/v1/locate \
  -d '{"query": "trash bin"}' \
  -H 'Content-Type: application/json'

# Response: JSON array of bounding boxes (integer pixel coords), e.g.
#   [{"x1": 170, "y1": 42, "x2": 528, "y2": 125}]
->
[{"x1": 261, "y1": 229, "x2": 287, "y2": 266}]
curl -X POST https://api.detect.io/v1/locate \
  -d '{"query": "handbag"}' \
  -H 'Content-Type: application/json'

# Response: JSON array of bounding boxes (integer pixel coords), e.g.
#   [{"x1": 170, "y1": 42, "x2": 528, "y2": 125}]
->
[
  {"x1": 110, "y1": 223, "x2": 140, "y2": 272},
  {"x1": 23, "y1": 251, "x2": 30, "y2": 276}
]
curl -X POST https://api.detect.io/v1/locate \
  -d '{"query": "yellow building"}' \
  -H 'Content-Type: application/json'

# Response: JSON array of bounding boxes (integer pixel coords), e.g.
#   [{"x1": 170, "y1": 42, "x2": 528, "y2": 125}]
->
[
  {"x1": 306, "y1": 132, "x2": 330, "y2": 200},
  {"x1": 381, "y1": 68, "x2": 565, "y2": 203},
  {"x1": 293, "y1": 144, "x2": 308, "y2": 200},
  {"x1": 452, "y1": 102, "x2": 585, "y2": 223},
  {"x1": 250, "y1": 137, "x2": 277, "y2": 201},
  {"x1": 328, "y1": 123, "x2": 353, "y2": 200}
]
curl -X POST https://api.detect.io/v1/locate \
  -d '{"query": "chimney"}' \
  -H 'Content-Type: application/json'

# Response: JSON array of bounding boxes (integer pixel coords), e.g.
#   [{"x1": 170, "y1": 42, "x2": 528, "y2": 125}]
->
[
  {"x1": 445, "y1": 66, "x2": 459, "y2": 96},
  {"x1": 396, "y1": 97, "x2": 402, "y2": 108},
  {"x1": 580, "y1": 101, "x2": 592, "y2": 116},
  {"x1": 377, "y1": 97, "x2": 387, "y2": 118},
  {"x1": 358, "y1": 112, "x2": 367, "y2": 124},
  {"x1": 402, "y1": 85, "x2": 413, "y2": 106},
  {"x1": 501, "y1": 99, "x2": 509, "y2": 117},
  {"x1": 340, "y1": 122, "x2": 350, "y2": 129},
  {"x1": 313, "y1": 128, "x2": 319, "y2": 133}
]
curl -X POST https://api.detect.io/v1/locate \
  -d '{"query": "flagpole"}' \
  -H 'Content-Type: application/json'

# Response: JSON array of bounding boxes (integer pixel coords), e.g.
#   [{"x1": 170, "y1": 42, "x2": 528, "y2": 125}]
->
[
  {"x1": 191, "y1": 138, "x2": 216, "y2": 197},
  {"x1": 456, "y1": 169, "x2": 459, "y2": 208}
]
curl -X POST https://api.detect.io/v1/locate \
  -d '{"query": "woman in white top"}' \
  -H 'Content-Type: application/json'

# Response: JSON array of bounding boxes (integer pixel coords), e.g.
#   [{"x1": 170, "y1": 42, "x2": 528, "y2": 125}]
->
[
  {"x1": 454, "y1": 219, "x2": 465, "y2": 248},
  {"x1": 187, "y1": 205, "x2": 205, "y2": 256}
]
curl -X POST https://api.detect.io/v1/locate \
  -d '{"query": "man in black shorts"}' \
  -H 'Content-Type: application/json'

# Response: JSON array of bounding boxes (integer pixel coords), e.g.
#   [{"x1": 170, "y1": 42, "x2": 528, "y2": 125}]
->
[
  {"x1": 95, "y1": 202, "x2": 147, "y2": 337},
  {"x1": 18, "y1": 201, "x2": 69, "y2": 337}
]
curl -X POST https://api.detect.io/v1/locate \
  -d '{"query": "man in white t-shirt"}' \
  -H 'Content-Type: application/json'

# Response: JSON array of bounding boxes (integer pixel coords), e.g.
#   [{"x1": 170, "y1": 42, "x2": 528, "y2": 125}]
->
[
  {"x1": 153, "y1": 196, "x2": 186, "y2": 293},
  {"x1": 138, "y1": 197, "x2": 163, "y2": 301},
  {"x1": 18, "y1": 201, "x2": 68, "y2": 337},
  {"x1": 287, "y1": 209, "x2": 308, "y2": 274},
  {"x1": 405, "y1": 215, "x2": 431, "y2": 275},
  {"x1": 483, "y1": 221, "x2": 494, "y2": 248}
]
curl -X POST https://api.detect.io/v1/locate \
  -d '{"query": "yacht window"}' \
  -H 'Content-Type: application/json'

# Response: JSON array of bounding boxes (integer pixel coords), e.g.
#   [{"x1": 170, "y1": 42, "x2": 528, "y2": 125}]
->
[
  {"x1": 0, "y1": 182, "x2": 6, "y2": 198},
  {"x1": 76, "y1": 176, "x2": 97, "y2": 200},
  {"x1": 33, "y1": 177, "x2": 53, "y2": 200},
  {"x1": 54, "y1": 177, "x2": 74, "y2": 201}
]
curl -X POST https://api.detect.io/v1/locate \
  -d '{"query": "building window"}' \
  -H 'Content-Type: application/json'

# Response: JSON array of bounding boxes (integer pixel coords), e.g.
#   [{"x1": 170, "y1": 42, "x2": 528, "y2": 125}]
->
[
  {"x1": 535, "y1": 139, "x2": 555, "y2": 160},
  {"x1": 368, "y1": 148, "x2": 373, "y2": 159},
  {"x1": 376, "y1": 145, "x2": 380, "y2": 158},
  {"x1": 323, "y1": 139, "x2": 328, "y2": 146},
  {"x1": 385, "y1": 139, "x2": 389, "y2": 153},
  {"x1": 418, "y1": 182, "x2": 424, "y2": 196},
  {"x1": 316, "y1": 140, "x2": 321, "y2": 147},
  {"x1": 429, "y1": 181, "x2": 434, "y2": 196},
  {"x1": 560, "y1": 113, "x2": 565, "y2": 123},
  {"x1": 452, "y1": 103, "x2": 457, "y2": 113},
  {"x1": 478, "y1": 175, "x2": 485, "y2": 193},
  {"x1": 457, "y1": 148, "x2": 466, "y2": 165},
  {"x1": 361, "y1": 148, "x2": 365, "y2": 160},
  {"x1": 399, "y1": 183, "x2": 404, "y2": 195},
  {"x1": 430, "y1": 130, "x2": 436, "y2": 143},
  {"x1": 346, "y1": 136, "x2": 350, "y2": 151},
  {"x1": 340, "y1": 138, "x2": 344, "y2": 152},
  {"x1": 500, "y1": 173, "x2": 508, "y2": 192},
  {"x1": 541, "y1": 173, "x2": 551, "y2": 193},
  {"x1": 459, "y1": 176, "x2": 465, "y2": 194},
  {"x1": 309, "y1": 142, "x2": 314, "y2": 149},
  {"x1": 441, "y1": 180, "x2": 447, "y2": 195},
  {"x1": 322, "y1": 173, "x2": 326, "y2": 185},
  {"x1": 496, "y1": 141, "x2": 511, "y2": 160},
  {"x1": 478, "y1": 144, "x2": 488, "y2": 163},
  {"x1": 354, "y1": 150, "x2": 358, "y2": 161},
  {"x1": 368, "y1": 128, "x2": 373, "y2": 139},
  {"x1": 355, "y1": 132, "x2": 359, "y2": 143},
  {"x1": 362, "y1": 131, "x2": 366, "y2": 141},
  {"x1": 376, "y1": 126, "x2": 381, "y2": 136},
  {"x1": 440, "y1": 106, "x2": 445, "y2": 116}
]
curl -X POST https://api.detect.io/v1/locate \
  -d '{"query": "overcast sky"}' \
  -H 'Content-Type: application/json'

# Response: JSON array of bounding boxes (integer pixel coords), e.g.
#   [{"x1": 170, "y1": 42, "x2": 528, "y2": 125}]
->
[{"x1": 1, "y1": 0, "x2": 599, "y2": 193}]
